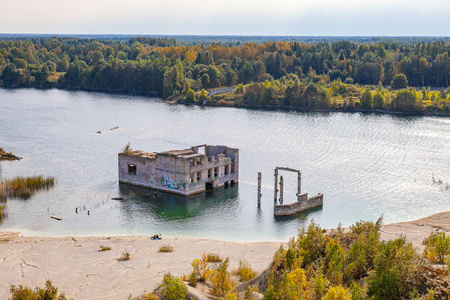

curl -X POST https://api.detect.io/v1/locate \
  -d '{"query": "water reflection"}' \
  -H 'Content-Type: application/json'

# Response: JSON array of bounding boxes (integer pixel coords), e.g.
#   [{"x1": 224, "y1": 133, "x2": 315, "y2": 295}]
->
[{"x1": 118, "y1": 183, "x2": 239, "y2": 221}]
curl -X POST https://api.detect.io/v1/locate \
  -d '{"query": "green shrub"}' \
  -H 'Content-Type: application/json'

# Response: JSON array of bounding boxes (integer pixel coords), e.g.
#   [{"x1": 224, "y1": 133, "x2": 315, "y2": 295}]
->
[
  {"x1": 191, "y1": 253, "x2": 212, "y2": 281},
  {"x1": 206, "y1": 252, "x2": 222, "y2": 263},
  {"x1": 424, "y1": 231, "x2": 450, "y2": 264},
  {"x1": 10, "y1": 280, "x2": 67, "y2": 300},
  {"x1": 367, "y1": 237, "x2": 418, "y2": 299},
  {"x1": 322, "y1": 285, "x2": 351, "y2": 300},
  {"x1": 210, "y1": 258, "x2": 233, "y2": 297},
  {"x1": 158, "y1": 244, "x2": 174, "y2": 253},
  {"x1": 234, "y1": 260, "x2": 258, "y2": 282},
  {"x1": 118, "y1": 251, "x2": 130, "y2": 261},
  {"x1": 221, "y1": 291, "x2": 238, "y2": 300},
  {"x1": 98, "y1": 245, "x2": 111, "y2": 251},
  {"x1": 188, "y1": 271, "x2": 197, "y2": 287},
  {"x1": 244, "y1": 285, "x2": 259, "y2": 300},
  {"x1": 343, "y1": 218, "x2": 382, "y2": 282},
  {"x1": 296, "y1": 220, "x2": 326, "y2": 266},
  {"x1": 161, "y1": 273, "x2": 187, "y2": 300},
  {"x1": 324, "y1": 238, "x2": 345, "y2": 285}
]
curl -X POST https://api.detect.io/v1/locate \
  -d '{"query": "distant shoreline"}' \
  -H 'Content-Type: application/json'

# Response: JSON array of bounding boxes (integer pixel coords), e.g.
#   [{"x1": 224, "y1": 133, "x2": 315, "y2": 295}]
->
[{"x1": 3, "y1": 86, "x2": 450, "y2": 118}]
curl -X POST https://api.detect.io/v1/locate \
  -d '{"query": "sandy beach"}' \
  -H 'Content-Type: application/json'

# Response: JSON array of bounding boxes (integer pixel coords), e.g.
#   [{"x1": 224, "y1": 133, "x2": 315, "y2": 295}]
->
[{"x1": 1, "y1": 211, "x2": 450, "y2": 299}]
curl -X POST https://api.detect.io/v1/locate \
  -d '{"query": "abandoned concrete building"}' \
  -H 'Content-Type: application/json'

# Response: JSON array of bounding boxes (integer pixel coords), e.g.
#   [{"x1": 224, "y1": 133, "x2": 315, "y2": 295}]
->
[{"x1": 118, "y1": 145, "x2": 239, "y2": 196}]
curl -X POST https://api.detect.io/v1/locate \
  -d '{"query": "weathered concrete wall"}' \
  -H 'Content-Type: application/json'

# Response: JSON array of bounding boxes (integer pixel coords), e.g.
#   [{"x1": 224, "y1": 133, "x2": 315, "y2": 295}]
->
[
  {"x1": 118, "y1": 146, "x2": 239, "y2": 196},
  {"x1": 119, "y1": 153, "x2": 190, "y2": 195},
  {"x1": 274, "y1": 193, "x2": 323, "y2": 216}
]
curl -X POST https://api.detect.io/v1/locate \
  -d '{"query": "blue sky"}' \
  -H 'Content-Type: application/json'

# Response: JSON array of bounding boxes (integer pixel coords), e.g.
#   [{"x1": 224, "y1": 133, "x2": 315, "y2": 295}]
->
[{"x1": 1, "y1": 0, "x2": 449, "y2": 36}]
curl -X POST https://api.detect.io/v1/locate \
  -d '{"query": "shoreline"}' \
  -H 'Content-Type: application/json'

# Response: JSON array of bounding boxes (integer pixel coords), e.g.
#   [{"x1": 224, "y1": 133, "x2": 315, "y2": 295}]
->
[
  {"x1": 3, "y1": 87, "x2": 450, "y2": 117},
  {"x1": 1, "y1": 211, "x2": 450, "y2": 299}
]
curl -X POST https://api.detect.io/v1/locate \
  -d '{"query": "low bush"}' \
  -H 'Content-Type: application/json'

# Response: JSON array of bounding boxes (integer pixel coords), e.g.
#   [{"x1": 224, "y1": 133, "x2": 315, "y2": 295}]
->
[
  {"x1": 206, "y1": 252, "x2": 222, "y2": 263},
  {"x1": 160, "y1": 273, "x2": 187, "y2": 300},
  {"x1": 210, "y1": 258, "x2": 233, "y2": 297},
  {"x1": 424, "y1": 231, "x2": 450, "y2": 264},
  {"x1": 191, "y1": 253, "x2": 212, "y2": 281},
  {"x1": 158, "y1": 244, "x2": 174, "y2": 252},
  {"x1": 118, "y1": 251, "x2": 130, "y2": 261},
  {"x1": 98, "y1": 245, "x2": 111, "y2": 251},
  {"x1": 10, "y1": 280, "x2": 66, "y2": 300},
  {"x1": 366, "y1": 237, "x2": 418, "y2": 299},
  {"x1": 233, "y1": 260, "x2": 257, "y2": 282}
]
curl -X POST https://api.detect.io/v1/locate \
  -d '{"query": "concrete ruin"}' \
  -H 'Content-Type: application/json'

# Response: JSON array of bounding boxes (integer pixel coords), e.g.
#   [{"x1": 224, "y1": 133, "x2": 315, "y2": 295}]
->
[
  {"x1": 118, "y1": 145, "x2": 239, "y2": 196},
  {"x1": 272, "y1": 167, "x2": 323, "y2": 216}
]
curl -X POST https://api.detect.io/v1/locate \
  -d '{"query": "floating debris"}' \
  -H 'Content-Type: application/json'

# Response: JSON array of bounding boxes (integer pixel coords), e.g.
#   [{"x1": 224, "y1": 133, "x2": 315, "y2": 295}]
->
[
  {"x1": 111, "y1": 197, "x2": 125, "y2": 201},
  {"x1": 51, "y1": 216, "x2": 63, "y2": 221}
]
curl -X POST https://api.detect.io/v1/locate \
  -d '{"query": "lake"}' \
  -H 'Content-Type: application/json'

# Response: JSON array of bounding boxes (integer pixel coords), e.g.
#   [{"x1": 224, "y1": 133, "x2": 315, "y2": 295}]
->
[{"x1": 0, "y1": 88, "x2": 449, "y2": 241}]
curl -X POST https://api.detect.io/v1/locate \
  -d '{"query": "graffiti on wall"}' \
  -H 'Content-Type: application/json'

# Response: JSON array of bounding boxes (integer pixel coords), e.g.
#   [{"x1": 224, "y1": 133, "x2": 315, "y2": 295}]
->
[{"x1": 156, "y1": 171, "x2": 186, "y2": 190}]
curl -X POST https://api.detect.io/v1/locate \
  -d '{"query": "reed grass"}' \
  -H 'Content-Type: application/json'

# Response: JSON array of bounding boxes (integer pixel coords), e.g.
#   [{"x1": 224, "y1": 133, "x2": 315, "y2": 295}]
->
[
  {"x1": 0, "y1": 204, "x2": 6, "y2": 221},
  {"x1": 0, "y1": 176, "x2": 55, "y2": 200}
]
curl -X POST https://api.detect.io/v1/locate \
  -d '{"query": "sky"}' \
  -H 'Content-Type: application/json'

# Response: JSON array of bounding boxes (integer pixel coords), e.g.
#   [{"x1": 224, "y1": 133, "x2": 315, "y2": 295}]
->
[{"x1": 1, "y1": 0, "x2": 449, "y2": 36}]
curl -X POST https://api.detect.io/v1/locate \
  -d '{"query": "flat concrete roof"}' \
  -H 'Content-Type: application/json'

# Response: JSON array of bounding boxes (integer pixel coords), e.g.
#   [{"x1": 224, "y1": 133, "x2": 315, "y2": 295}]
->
[{"x1": 120, "y1": 150, "x2": 157, "y2": 159}]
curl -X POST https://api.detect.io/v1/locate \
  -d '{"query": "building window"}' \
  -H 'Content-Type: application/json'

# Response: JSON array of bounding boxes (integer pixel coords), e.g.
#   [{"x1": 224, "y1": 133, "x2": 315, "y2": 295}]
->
[
  {"x1": 208, "y1": 169, "x2": 212, "y2": 179},
  {"x1": 224, "y1": 165, "x2": 229, "y2": 175},
  {"x1": 231, "y1": 164, "x2": 235, "y2": 173},
  {"x1": 128, "y1": 164, "x2": 137, "y2": 175},
  {"x1": 214, "y1": 167, "x2": 218, "y2": 177},
  {"x1": 197, "y1": 172, "x2": 201, "y2": 182},
  {"x1": 190, "y1": 173, "x2": 195, "y2": 183}
]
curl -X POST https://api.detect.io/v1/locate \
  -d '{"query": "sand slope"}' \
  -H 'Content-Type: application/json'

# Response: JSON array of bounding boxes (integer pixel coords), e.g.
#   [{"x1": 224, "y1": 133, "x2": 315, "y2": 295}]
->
[
  {"x1": 1, "y1": 211, "x2": 450, "y2": 299},
  {"x1": 0, "y1": 234, "x2": 282, "y2": 299}
]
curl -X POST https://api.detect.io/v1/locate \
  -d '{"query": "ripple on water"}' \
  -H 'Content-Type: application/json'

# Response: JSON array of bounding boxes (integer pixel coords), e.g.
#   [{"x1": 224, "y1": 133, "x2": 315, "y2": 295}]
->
[{"x1": 0, "y1": 89, "x2": 449, "y2": 241}]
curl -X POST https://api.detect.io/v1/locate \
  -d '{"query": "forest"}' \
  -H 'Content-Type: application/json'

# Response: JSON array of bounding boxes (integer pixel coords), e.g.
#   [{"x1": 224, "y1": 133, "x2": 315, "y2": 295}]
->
[{"x1": 0, "y1": 36, "x2": 449, "y2": 113}]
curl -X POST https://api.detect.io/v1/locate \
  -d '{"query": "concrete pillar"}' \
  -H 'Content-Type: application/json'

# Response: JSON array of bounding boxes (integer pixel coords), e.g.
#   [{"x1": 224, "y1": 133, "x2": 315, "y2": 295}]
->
[
  {"x1": 257, "y1": 172, "x2": 262, "y2": 207},
  {"x1": 297, "y1": 171, "x2": 302, "y2": 202},
  {"x1": 279, "y1": 176, "x2": 284, "y2": 205},
  {"x1": 274, "y1": 168, "x2": 278, "y2": 204}
]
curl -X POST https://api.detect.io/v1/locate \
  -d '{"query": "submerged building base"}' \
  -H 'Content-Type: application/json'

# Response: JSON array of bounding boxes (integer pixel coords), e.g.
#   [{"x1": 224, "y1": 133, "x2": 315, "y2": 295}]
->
[
  {"x1": 274, "y1": 193, "x2": 323, "y2": 216},
  {"x1": 118, "y1": 144, "x2": 239, "y2": 196}
]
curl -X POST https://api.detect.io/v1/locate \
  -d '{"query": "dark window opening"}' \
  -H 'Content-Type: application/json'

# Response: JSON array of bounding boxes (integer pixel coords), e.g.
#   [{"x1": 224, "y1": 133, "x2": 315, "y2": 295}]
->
[
  {"x1": 214, "y1": 167, "x2": 218, "y2": 177},
  {"x1": 231, "y1": 164, "x2": 235, "y2": 173},
  {"x1": 225, "y1": 165, "x2": 229, "y2": 175},
  {"x1": 128, "y1": 164, "x2": 136, "y2": 175},
  {"x1": 208, "y1": 169, "x2": 212, "y2": 179},
  {"x1": 197, "y1": 172, "x2": 201, "y2": 182}
]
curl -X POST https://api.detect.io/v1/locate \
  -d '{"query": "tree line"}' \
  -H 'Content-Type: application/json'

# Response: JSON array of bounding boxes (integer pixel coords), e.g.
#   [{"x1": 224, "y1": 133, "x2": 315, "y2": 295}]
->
[{"x1": 0, "y1": 37, "x2": 449, "y2": 110}]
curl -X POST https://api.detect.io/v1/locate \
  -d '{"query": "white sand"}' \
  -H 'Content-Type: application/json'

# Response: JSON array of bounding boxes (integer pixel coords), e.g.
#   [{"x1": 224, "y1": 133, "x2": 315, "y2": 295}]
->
[
  {"x1": 0, "y1": 234, "x2": 282, "y2": 299},
  {"x1": 1, "y1": 211, "x2": 450, "y2": 299}
]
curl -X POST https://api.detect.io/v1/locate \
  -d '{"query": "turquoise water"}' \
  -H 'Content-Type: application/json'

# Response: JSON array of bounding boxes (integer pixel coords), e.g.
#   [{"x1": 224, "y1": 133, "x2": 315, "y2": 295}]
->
[{"x1": 0, "y1": 88, "x2": 449, "y2": 241}]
